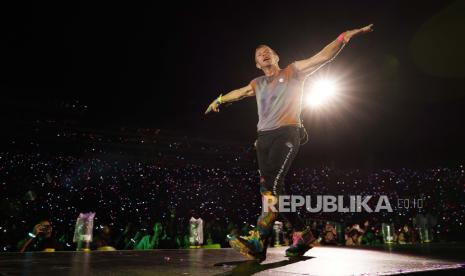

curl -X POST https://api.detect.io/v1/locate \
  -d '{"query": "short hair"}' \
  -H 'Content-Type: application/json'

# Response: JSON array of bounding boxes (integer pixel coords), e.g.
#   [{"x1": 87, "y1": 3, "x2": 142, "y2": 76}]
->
[{"x1": 255, "y1": 44, "x2": 278, "y2": 56}]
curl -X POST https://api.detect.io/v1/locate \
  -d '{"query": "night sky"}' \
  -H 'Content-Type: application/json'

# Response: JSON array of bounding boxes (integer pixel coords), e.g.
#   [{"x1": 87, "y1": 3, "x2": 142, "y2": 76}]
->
[{"x1": 1, "y1": 0, "x2": 464, "y2": 167}]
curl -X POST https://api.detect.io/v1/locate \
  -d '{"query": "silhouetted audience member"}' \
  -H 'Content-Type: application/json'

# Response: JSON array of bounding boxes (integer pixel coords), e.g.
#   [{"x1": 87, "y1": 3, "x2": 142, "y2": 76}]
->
[
  {"x1": 18, "y1": 220, "x2": 62, "y2": 253},
  {"x1": 345, "y1": 224, "x2": 363, "y2": 246},
  {"x1": 321, "y1": 223, "x2": 338, "y2": 245},
  {"x1": 93, "y1": 225, "x2": 115, "y2": 250},
  {"x1": 398, "y1": 224, "x2": 416, "y2": 244}
]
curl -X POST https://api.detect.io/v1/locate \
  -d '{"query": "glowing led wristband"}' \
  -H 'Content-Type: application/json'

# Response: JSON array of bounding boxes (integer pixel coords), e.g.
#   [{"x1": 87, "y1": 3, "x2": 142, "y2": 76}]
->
[{"x1": 216, "y1": 94, "x2": 223, "y2": 104}]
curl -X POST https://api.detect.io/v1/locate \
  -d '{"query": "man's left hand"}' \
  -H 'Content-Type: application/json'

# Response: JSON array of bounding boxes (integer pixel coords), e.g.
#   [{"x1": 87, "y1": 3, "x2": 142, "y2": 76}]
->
[{"x1": 343, "y1": 23, "x2": 374, "y2": 43}]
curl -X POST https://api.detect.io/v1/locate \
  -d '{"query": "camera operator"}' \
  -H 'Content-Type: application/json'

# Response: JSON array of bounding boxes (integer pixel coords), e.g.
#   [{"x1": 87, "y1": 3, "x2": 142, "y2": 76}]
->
[{"x1": 19, "y1": 220, "x2": 62, "y2": 253}]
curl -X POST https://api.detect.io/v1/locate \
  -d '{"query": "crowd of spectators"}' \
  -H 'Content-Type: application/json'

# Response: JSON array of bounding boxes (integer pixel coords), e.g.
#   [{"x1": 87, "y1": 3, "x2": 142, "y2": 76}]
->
[{"x1": 1, "y1": 127, "x2": 464, "y2": 252}]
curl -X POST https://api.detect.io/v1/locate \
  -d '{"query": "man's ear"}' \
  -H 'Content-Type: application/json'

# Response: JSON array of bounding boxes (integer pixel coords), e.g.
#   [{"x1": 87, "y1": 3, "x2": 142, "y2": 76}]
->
[
  {"x1": 275, "y1": 54, "x2": 280, "y2": 63},
  {"x1": 256, "y1": 63, "x2": 261, "y2": 69}
]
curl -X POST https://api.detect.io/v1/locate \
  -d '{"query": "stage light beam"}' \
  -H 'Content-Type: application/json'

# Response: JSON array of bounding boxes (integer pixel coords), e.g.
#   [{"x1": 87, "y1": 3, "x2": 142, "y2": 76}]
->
[{"x1": 305, "y1": 79, "x2": 338, "y2": 108}]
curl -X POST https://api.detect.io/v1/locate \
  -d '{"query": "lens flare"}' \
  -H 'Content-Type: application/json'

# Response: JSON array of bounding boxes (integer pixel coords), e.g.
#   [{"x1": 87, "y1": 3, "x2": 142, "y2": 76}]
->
[{"x1": 305, "y1": 79, "x2": 338, "y2": 107}]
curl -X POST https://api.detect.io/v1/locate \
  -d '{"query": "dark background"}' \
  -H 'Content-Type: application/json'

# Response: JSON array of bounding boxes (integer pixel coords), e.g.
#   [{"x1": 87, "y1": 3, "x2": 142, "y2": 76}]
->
[{"x1": 1, "y1": 0, "x2": 464, "y2": 168}]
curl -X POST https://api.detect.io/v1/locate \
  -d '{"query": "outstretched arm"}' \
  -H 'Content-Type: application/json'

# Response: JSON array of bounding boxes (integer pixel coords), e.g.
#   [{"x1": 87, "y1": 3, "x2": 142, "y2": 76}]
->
[
  {"x1": 295, "y1": 24, "x2": 374, "y2": 76},
  {"x1": 204, "y1": 84, "x2": 255, "y2": 114}
]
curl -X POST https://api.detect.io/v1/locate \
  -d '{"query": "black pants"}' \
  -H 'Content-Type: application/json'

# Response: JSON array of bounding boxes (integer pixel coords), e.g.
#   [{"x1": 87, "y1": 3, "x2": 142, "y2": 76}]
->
[{"x1": 255, "y1": 125, "x2": 305, "y2": 234}]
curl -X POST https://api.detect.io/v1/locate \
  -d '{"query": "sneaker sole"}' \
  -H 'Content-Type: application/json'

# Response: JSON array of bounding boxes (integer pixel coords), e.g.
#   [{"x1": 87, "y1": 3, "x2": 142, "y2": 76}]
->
[
  {"x1": 228, "y1": 236, "x2": 265, "y2": 261},
  {"x1": 285, "y1": 245, "x2": 312, "y2": 258}
]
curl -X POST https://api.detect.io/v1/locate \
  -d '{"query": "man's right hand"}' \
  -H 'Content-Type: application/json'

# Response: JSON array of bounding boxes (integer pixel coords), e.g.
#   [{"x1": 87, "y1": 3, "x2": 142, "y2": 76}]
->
[
  {"x1": 204, "y1": 85, "x2": 254, "y2": 114},
  {"x1": 33, "y1": 224, "x2": 44, "y2": 236},
  {"x1": 204, "y1": 99, "x2": 220, "y2": 114}
]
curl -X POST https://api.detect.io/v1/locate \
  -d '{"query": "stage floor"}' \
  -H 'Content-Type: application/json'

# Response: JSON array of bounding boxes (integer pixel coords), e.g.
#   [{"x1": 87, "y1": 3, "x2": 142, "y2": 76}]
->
[{"x1": 0, "y1": 244, "x2": 464, "y2": 275}]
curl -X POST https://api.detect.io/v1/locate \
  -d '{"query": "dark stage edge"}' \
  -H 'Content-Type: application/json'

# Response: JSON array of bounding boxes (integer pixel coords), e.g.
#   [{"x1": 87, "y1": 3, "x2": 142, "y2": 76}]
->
[{"x1": 0, "y1": 244, "x2": 464, "y2": 276}]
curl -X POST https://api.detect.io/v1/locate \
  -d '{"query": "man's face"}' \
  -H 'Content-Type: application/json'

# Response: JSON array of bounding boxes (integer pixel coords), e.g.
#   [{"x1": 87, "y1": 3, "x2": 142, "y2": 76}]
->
[
  {"x1": 255, "y1": 46, "x2": 279, "y2": 69},
  {"x1": 102, "y1": 225, "x2": 110, "y2": 235},
  {"x1": 40, "y1": 221, "x2": 53, "y2": 237}
]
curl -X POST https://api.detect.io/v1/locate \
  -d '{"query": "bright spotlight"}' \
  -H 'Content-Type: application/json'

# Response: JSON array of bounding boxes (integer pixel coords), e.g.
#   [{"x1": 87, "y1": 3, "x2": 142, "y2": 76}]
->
[{"x1": 305, "y1": 79, "x2": 338, "y2": 107}]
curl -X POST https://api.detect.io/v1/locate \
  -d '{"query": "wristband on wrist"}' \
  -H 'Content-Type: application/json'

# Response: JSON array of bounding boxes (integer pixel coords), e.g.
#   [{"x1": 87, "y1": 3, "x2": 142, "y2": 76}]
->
[
  {"x1": 216, "y1": 94, "x2": 223, "y2": 104},
  {"x1": 28, "y1": 232, "x2": 36, "y2": 239},
  {"x1": 337, "y1": 33, "x2": 346, "y2": 43}
]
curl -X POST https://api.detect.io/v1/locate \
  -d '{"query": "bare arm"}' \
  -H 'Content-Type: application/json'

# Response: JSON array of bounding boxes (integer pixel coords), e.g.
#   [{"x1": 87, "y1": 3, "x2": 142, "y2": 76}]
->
[
  {"x1": 20, "y1": 224, "x2": 43, "y2": 253},
  {"x1": 20, "y1": 238, "x2": 34, "y2": 253},
  {"x1": 204, "y1": 84, "x2": 255, "y2": 114},
  {"x1": 295, "y1": 24, "x2": 374, "y2": 76}
]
